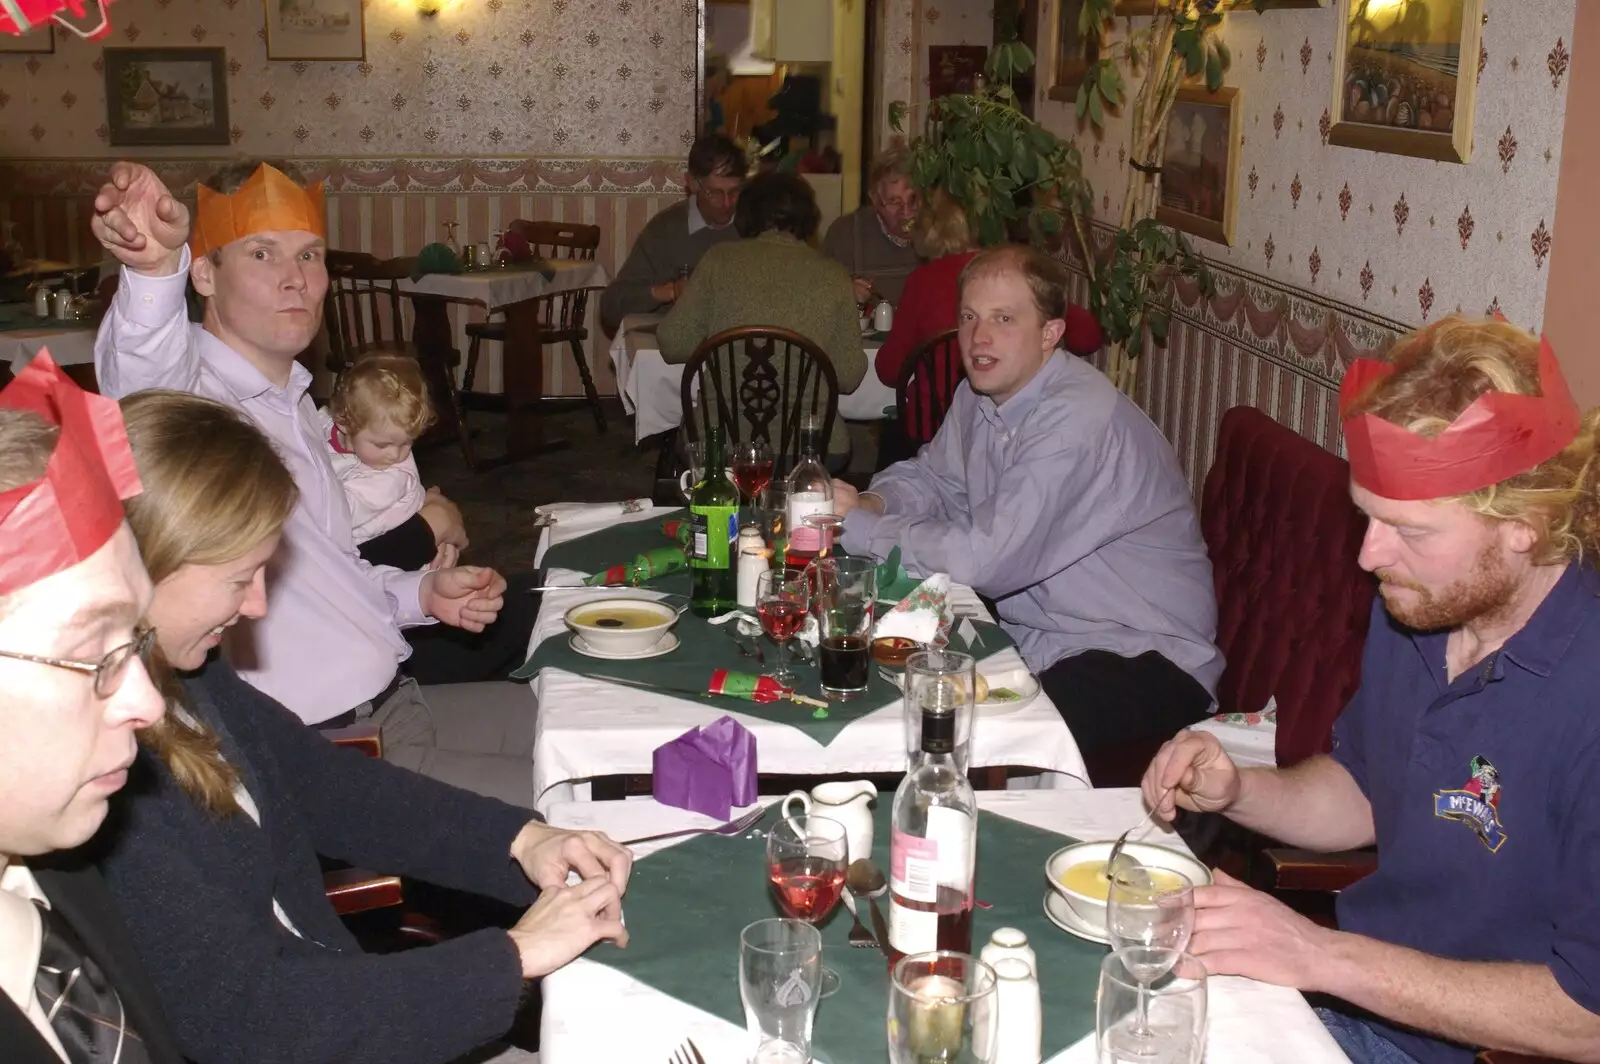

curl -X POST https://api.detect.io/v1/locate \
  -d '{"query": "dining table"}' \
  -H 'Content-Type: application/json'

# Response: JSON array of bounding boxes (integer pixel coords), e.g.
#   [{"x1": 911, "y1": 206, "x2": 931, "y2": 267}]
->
[
  {"x1": 0, "y1": 302, "x2": 100, "y2": 390},
  {"x1": 397, "y1": 259, "x2": 608, "y2": 460},
  {"x1": 609, "y1": 313, "x2": 901, "y2": 445},
  {"x1": 520, "y1": 502, "x2": 1091, "y2": 815},
  {"x1": 539, "y1": 788, "x2": 1352, "y2": 1064}
]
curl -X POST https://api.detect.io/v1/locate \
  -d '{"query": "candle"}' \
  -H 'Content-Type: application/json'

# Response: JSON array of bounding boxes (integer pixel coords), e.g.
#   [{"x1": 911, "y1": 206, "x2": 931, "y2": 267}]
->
[{"x1": 906, "y1": 974, "x2": 967, "y2": 1061}]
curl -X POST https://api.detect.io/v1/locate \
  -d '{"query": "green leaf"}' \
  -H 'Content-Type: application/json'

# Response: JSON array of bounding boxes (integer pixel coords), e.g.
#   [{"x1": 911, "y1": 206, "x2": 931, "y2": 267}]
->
[
  {"x1": 1127, "y1": 325, "x2": 1145, "y2": 359},
  {"x1": 1205, "y1": 51, "x2": 1224, "y2": 92},
  {"x1": 888, "y1": 100, "x2": 906, "y2": 133},
  {"x1": 1075, "y1": 81, "x2": 1090, "y2": 121},
  {"x1": 1215, "y1": 40, "x2": 1232, "y2": 72},
  {"x1": 1148, "y1": 309, "x2": 1170, "y2": 346},
  {"x1": 1088, "y1": 87, "x2": 1104, "y2": 127},
  {"x1": 1040, "y1": 210, "x2": 1064, "y2": 234}
]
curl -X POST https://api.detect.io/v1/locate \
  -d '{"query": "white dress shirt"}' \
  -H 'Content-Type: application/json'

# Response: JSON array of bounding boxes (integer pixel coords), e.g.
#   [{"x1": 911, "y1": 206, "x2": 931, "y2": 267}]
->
[{"x1": 0, "y1": 861, "x2": 68, "y2": 1062}]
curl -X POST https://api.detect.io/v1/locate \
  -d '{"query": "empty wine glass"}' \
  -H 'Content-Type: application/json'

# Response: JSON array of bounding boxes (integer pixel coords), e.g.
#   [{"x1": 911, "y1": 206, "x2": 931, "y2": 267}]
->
[
  {"x1": 1097, "y1": 948, "x2": 1207, "y2": 1064},
  {"x1": 1108, "y1": 867, "x2": 1194, "y2": 1041},
  {"x1": 757, "y1": 483, "x2": 789, "y2": 552},
  {"x1": 767, "y1": 813, "x2": 846, "y2": 998},
  {"x1": 757, "y1": 567, "x2": 809, "y2": 688}
]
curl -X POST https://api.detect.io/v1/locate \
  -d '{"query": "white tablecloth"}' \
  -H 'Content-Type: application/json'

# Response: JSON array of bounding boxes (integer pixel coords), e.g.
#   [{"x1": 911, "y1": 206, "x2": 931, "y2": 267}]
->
[
  {"x1": 398, "y1": 260, "x2": 609, "y2": 395},
  {"x1": 608, "y1": 313, "x2": 899, "y2": 443},
  {"x1": 525, "y1": 504, "x2": 1089, "y2": 814},
  {"x1": 541, "y1": 789, "x2": 1351, "y2": 1064},
  {"x1": 0, "y1": 323, "x2": 97, "y2": 369}
]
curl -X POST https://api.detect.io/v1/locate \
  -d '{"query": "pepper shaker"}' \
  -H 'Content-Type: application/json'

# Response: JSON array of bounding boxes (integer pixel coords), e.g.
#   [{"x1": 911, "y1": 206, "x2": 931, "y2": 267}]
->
[
  {"x1": 31, "y1": 282, "x2": 51, "y2": 318},
  {"x1": 735, "y1": 526, "x2": 769, "y2": 609}
]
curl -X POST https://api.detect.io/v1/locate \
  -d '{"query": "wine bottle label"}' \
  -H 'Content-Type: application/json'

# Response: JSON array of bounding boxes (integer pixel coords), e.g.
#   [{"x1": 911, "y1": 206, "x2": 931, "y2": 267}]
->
[
  {"x1": 890, "y1": 828, "x2": 938, "y2": 903},
  {"x1": 888, "y1": 897, "x2": 938, "y2": 955},
  {"x1": 689, "y1": 507, "x2": 737, "y2": 568},
  {"x1": 925, "y1": 806, "x2": 976, "y2": 893},
  {"x1": 788, "y1": 493, "x2": 833, "y2": 553}
]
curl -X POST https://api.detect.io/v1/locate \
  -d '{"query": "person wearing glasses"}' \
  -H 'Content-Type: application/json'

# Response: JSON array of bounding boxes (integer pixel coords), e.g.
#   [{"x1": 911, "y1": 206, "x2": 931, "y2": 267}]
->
[
  {"x1": 94, "y1": 390, "x2": 632, "y2": 1064},
  {"x1": 0, "y1": 356, "x2": 185, "y2": 1063}
]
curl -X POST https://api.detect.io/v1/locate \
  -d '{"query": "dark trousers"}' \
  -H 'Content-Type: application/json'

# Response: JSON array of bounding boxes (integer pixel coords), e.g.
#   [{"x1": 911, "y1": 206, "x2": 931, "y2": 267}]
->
[
  {"x1": 1039, "y1": 649, "x2": 1213, "y2": 787},
  {"x1": 874, "y1": 416, "x2": 920, "y2": 473}
]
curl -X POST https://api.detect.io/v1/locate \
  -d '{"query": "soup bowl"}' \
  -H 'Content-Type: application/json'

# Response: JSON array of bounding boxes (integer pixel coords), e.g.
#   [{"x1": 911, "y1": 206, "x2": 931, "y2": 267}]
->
[
  {"x1": 1044, "y1": 839, "x2": 1212, "y2": 934},
  {"x1": 564, "y1": 597, "x2": 678, "y2": 654}
]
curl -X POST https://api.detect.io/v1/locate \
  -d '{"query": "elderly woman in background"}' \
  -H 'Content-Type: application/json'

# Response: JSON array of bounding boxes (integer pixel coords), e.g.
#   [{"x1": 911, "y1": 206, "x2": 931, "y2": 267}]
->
[
  {"x1": 658, "y1": 171, "x2": 866, "y2": 462},
  {"x1": 94, "y1": 390, "x2": 631, "y2": 1064},
  {"x1": 872, "y1": 189, "x2": 1105, "y2": 468}
]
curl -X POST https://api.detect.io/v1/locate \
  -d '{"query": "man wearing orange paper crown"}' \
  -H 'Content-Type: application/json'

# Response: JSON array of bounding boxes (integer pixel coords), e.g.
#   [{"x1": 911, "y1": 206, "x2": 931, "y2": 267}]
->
[
  {"x1": 0, "y1": 354, "x2": 186, "y2": 1063},
  {"x1": 1141, "y1": 316, "x2": 1600, "y2": 1064},
  {"x1": 91, "y1": 160, "x2": 534, "y2": 806}
]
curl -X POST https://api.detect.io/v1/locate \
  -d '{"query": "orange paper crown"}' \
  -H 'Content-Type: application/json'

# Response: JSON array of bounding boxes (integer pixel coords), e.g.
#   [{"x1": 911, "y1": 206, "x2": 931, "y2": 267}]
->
[
  {"x1": 1339, "y1": 332, "x2": 1580, "y2": 501},
  {"x1": 189, "y1": 162, "x2": 326, "y2": 260},
  {"x1": 0, "y1": 352, "x2": 142, "y2": 597}
]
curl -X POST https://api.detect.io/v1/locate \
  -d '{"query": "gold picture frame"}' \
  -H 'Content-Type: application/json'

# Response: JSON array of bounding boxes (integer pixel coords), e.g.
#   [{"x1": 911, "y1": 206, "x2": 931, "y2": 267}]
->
[
  {"x1": 1120, "y1": 0, "x2": 1329, "y2": 12},
  {"x1": 1154, "y1": 86, "x2": 1241, "y2": 247},
  {"x1": 1046, "y1": 0, "x2": 1099, "y2": 102},
  {"x1": 1327, "y1": 0, "x2": 1481, "y2": 163},
  {"x1": 263, "y1": 0, "x2": 366, "y2": 62}
]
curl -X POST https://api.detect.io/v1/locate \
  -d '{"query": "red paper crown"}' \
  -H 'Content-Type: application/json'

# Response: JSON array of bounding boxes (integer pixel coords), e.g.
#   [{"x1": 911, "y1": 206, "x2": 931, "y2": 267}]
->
[
  {"x1": 0, "y1": 352, "x2": 142, "y2": 597},
  {"x1": 1339, "y1": 331, "x2": 1580, "y2": 501}
]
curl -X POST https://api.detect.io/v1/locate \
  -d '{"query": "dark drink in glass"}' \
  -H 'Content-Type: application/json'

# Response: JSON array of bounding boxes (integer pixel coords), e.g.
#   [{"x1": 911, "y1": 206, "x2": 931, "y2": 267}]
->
[{"x1": 819, "y1": 635, "x2": 869, "y2": 693}]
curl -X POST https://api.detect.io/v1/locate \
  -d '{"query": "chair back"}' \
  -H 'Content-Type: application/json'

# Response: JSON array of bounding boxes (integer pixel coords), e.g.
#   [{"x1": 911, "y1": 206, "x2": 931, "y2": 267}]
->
[
  {"x1": 1200, "y1": 405, "x2": 1375, "y2": 767},
  {"x1": 506, "y1": 219, "x2": 601, "y2": 261},
  {"x1": 679, "y1": 326, "x2": 840, "y2": 472},
  {"x1": 894, "y1": 328, "x2": 964, "y2": 445},
  {"x1": 324, "y1": 250, "x2": 413, "y2": 375}
]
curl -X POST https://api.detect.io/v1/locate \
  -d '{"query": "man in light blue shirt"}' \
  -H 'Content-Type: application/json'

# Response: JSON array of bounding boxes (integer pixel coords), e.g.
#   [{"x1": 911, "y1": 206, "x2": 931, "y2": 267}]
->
[{"x1": 833, "y1": 246, "x2": 1221, "y2": 761}]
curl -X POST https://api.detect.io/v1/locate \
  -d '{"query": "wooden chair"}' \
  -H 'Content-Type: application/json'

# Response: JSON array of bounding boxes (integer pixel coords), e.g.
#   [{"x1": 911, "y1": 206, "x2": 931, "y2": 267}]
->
[
  {"x1": 894, "y1": 327, "x2": 964, "y2": 446},
  {"x1": 325, "y1": 250, "x2": 476, "y2": 469},
  {"x1": 462, "y1": 220, "x2": 608, "y2": 433},
  {"x1": 678, "y1": 326, "x2": 840, "y2": 474}
]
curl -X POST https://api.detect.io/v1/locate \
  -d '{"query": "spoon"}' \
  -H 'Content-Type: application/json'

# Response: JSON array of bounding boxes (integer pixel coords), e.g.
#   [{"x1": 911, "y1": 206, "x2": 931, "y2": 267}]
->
[
  {"x1": 846, "y1": 858, "x2": 892, "y2": 959},
  {"x1": 1105, "y1": 788, "x2": 1172, "y2": 878}
]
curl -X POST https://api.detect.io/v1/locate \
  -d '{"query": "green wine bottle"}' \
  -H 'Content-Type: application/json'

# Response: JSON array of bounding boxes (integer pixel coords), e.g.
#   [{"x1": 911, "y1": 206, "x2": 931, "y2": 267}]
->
[{"x1": 689, "y1": 426, "x2": 739, "y2": 617}]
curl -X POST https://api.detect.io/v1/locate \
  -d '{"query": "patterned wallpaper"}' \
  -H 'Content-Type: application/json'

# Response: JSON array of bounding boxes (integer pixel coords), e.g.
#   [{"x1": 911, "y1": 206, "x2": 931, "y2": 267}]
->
[
  {"x1": 1033, "y1": 0, "x2": 1578, "y2": 331},
  {"x1": 0, "y1": 0, "x2": 698, "y2": 159}
]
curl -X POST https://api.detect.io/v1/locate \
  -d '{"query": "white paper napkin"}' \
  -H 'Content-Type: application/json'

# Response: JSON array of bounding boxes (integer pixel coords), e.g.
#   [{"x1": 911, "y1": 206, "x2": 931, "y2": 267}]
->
[
  {"x1": 873, "y1": 573, "x2": 951, "y2": 644},
  {"x1": 535, "y1": 499, "x2": 651, "y2": 523}
]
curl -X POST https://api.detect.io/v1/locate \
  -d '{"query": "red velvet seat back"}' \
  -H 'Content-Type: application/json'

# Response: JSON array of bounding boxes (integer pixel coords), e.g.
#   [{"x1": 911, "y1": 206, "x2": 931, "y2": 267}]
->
[{"x1": 1200, "y1": 406, "x2": 1375, "y2": 767}]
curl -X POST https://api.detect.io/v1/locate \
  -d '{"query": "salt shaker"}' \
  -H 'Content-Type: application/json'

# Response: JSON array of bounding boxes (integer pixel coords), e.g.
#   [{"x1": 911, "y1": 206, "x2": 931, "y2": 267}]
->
[
  {"x1": 872, "y1": 299, "x2": 895, "y2": 332},
  {"x1": 991, "y1": 957, "x2": 1042, "y2": 1064},
  {"x1": 31, "y1": 282, "x2": 51, "y2": 318},
  {"x1": 52, "y1": 287, "x2": 73, "y2": 320},
  {"x1": 735, "y1": 526, "x2": 768, "y2": 609},
  {"x1": 981, "y1": 927, "x2": 1037, "y2": 979}
]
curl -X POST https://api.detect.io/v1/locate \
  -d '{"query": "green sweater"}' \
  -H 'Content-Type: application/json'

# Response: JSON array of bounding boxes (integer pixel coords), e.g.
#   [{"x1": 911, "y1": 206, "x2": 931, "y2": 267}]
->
[
  {"x1": 658, "y1": 231, "x2": 867, "y2": 457},
  {"x1": 599, "y1": 200, "x2": 741, "y2": 336},
  {"x1": 821, "y1": 206, "x2": 922, "y2": 304}
]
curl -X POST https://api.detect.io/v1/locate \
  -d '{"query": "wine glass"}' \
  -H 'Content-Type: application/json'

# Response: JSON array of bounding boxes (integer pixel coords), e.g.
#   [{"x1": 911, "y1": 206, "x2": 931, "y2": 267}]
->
[
  {"x1": 757, "y1": 567, "x2": 810, "y2": 688},
  {"x1": 766, "y1": 813, "x2": 847, "y2": 997},
  {"x1": 757, "y1": 483, "x2": 789, "y2": 553},
  {"x1": 1097, "y1": 948, "x2": 1207, "y2": 1064},
  {"x1": 802, "y1": 512, "x2": 843, "y2": 559},
  {"x1": 1107, "y1": 867, "x2": 1195, "y2": 1040},
  {"x1": 888, "y1": 951, "x2": 999, "y2": 1064},
  {"x1": 740, "y1": 918, "x2": 823, "y2": 1064},
  {"x1": 731, "y1": 437, "x2": 774, "y2": 527}
]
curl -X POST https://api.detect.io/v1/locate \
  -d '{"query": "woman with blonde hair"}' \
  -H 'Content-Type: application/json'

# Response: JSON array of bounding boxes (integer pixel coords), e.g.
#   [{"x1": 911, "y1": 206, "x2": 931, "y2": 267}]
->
[
  {"x1": 872, "y1": 188, "x2": 1104, "y2": 468},
  {"x1": 96, "y1": 390, "x2": 632, "y2": 1064}
]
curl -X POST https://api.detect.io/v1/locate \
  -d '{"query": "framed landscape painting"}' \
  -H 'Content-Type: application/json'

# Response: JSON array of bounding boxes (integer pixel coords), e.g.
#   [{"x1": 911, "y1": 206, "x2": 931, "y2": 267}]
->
[
  {"x1": 1046, "y1": 0, "x2": 1098, "y2": 102},
  {"x1": 104, "y1": 48, "x2": 230, "y2": 147},
  {"x1": 264, "y1": 0, "x2": 365, "y2": 62},
  {"x1": 1155, "y1": 86, "x2": 1241, "y2": 246},
  {"x1": 1328, "y1": 0, "x2": 1481, "y2": 163}
]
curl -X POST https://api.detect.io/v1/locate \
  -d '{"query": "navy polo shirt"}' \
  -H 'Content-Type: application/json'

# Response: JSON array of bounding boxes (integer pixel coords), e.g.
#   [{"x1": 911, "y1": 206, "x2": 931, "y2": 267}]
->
[{"x1": 1330, "y1": 561, "x2": 1600, "y2": 1064}]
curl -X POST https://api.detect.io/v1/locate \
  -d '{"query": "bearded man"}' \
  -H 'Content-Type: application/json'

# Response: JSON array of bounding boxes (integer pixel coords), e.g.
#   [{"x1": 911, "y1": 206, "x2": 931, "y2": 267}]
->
[{"x1": 1142, "y1": 316, "x2": 1600, "y2": 1064}]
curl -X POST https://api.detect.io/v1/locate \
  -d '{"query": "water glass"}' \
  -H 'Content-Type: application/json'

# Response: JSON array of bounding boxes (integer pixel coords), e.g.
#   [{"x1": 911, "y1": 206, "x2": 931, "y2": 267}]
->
[
  {"x1": 888, "y1": 951, "x2": 999, "y2": 1064},
  {"x1": 903, "y1": 649, "x2": 975, "y2": 774},
  {"x1": 1096, "y1": 949, "x2": 1207, "y2": 1064},
  {"x1": 740, "y1": 918, "x2": 823, "y2": 1064},
  {"x1": 1107, "y1": 867, "x2": 1195, "y2": 962},
  {"x1": 811, "y1": 556, "x2": 877, "y2": 701},
  {"x1": 757, "y1": 483, "x2": 789, "y2": 551}
]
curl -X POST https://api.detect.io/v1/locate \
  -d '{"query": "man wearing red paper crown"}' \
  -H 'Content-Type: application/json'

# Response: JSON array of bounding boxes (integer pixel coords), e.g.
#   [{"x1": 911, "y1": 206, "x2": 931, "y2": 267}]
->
[
  {"x1": 91, "y1": 160, "x2": 533, "y2": 805},
  {"x1": 1141, "y1": 316, "x2": 1600, "y2": 1064},
  {"x1": 0, "y1": 354, "x2": 186, "y2": 1062}
]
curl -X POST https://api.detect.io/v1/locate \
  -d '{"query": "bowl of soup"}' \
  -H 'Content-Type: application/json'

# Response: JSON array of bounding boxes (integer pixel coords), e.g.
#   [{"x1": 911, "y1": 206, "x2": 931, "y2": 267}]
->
[
  {"x1": 1044, "y1": 839, "x2": 1212, "y2": 932},
  {"x1": 564, "y1": 598, "x2": 679, "y2": 654}
]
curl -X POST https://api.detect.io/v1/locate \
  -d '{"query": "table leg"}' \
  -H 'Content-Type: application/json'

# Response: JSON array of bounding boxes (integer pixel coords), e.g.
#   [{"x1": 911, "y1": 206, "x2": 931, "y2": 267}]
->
[
  {"x1": 500, "y1": 296, "x2": 570, "y2": 461},
  {"x1": 404, "y1": 294, "x2": 466, "y2": 445}
]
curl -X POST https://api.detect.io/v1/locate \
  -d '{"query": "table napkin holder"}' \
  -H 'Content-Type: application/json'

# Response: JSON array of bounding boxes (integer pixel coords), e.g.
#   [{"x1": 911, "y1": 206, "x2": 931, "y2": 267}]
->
[{"x1": 652, "y1": 715, "x2": 757, "y2": 820}]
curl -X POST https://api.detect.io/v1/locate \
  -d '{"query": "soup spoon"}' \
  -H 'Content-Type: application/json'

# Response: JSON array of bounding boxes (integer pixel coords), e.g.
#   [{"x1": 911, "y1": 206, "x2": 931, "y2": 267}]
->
[{"x1": 1106, "y1": 788, "x2": 1173, "y2": 876}]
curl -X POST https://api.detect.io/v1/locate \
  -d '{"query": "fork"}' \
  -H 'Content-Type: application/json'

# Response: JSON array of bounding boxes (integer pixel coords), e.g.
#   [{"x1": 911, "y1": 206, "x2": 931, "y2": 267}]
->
[
  {"x1": 840, "y1": 888, "x2": 879, "y2": 949},
  {"x1": 670, "y1": 1038, "x2": 707, "y2": 1064},
  {"x1": 620, "y1": 805, "x2": 768, "y2": 847}
]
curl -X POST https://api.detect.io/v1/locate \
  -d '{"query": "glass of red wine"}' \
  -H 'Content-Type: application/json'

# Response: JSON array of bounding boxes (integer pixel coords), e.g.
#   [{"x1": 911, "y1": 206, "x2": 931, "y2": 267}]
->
[
  {"x1": 767, "y1": 813, "x2": 847, "y2": 998},
  {"x1": 756, "y1": 567, "x2": 810, "y2": 688},
  {"x1": 732, "y1": 437, "x2": 775, "y2": 527}
]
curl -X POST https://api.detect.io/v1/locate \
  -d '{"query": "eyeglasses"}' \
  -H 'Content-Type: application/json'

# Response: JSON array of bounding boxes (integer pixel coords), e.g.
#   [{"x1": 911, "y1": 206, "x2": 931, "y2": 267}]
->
[{"x1": 0, "y1": 625, "x2": 158, "y2": 699}]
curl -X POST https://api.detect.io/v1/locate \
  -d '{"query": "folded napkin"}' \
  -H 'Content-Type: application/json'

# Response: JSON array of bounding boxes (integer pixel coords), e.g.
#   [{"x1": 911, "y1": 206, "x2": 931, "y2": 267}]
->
[
  {"x1": 874, "y1": 573, "x2": 952, "y2": 645},
  {"x1": 535, "y1": 499, "x2": 652, "y2": 522},
  {"x1": 874, "y1": 547, "x2": 923, "y2": 604},
  {"x1": 410, "y1": 242, "x2": 463, "y2": 280},
  {"x1": 652, "y1": 715, "x2": 757, "y2": 820}
]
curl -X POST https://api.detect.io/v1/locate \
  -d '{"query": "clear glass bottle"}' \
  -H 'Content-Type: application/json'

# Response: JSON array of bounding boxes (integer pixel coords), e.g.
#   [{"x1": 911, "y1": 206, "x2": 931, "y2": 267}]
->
[
  {"x1": 784, "y1": 415, "x2": 832, "y2": 569},
  {"x1": 689, "y1": 426, "x2": 739, "y2": 617},
  {"x1": 886, "y1": 682, "x2": 977, "y2": 964}
]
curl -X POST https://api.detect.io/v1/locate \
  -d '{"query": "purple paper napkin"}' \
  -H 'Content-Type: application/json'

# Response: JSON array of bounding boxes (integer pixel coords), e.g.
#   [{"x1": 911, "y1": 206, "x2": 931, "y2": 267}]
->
[{"x1": 652, "y1": 715, "x2": 757, "y2": 820}]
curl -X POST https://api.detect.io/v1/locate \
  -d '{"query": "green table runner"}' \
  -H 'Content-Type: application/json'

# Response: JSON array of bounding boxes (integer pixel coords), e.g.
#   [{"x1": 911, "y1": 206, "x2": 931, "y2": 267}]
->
[
  {"x1": 541, "y1": 508, "x2": 693, "y2": 582},
  {"x1": 0, "y1": 303, "x2": 97, "y2": 334},
  {"x1": 594, "y1": 801, "x2": 1102, "y2": 1062}
]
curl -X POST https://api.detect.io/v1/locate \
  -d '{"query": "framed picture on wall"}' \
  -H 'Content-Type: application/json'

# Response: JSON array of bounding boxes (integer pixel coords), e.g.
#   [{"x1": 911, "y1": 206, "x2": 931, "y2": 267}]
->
[
  {"x1": 1328, "y1": 0, "x2": 1480, "y2": 163},
  {"x1": 264, "y1": 0, "x2": 366, "y2": 62},
  {"x1": 0, "y1": 25, "x2": 52, "y2": 53},
  {"x1": 1154, "y1": 86, "x2": 1241, "y2": 246},
  {"x1": 103, "y1": 47, "x2": 231, "y2": 147},
  {"x1": 1119, "y1": 0, "x2": 1328, "y2": 12},
  {"x1": 1046, "y1": 0, "x2": 1098, "y2": 102},
  {"x1": 928, "y1": 45, "x2": 988, "y2": 99}
]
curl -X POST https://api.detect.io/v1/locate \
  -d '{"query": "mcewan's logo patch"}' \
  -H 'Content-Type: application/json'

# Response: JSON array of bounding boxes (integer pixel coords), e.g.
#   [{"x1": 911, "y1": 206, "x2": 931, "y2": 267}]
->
[{"x1": 1433, "y1": 754, "x2": 1506, "y2": 853}]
